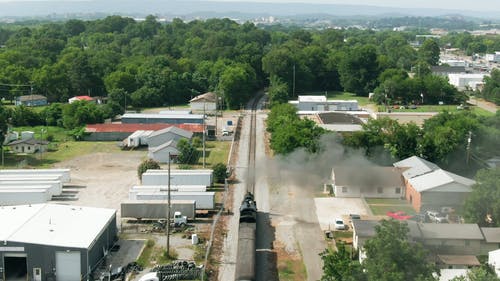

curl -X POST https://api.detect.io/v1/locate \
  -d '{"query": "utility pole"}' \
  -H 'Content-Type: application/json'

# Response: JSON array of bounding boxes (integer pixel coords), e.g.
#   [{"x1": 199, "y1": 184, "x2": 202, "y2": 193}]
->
[
  {"x1": 166, "y1": 152, "x2": 171, "y2": 257},
  {"x1": 292, "y1": 64, "x2": 296, "y2": 97},
  {"x1": 215, "y1": 92, "x2": 218, "y2": 140},
  {"x1": 202, "y1": 103, "x2": 206, "y2": 168},
  {"x1": 466, "y1": 131, "x2": 472, "y2": 165}
]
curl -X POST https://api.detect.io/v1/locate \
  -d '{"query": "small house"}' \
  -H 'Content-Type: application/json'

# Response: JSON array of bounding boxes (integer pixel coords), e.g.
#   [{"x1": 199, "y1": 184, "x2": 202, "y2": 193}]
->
[
  {"x1": 68, "y1": 95, "x2": 94, "y2": 104},
  {"x1": 8, "y1": 139, "x2": 49, "y2": 154},
  {"x1": 189, "y1": 92, "x2": 217, "y2": 112},
  {"x1": 15, "y1": 95, "x2": 48, "y2": 107},
  {"x1": 331, "y1": 166, "x2": 404, "y2": 198}
]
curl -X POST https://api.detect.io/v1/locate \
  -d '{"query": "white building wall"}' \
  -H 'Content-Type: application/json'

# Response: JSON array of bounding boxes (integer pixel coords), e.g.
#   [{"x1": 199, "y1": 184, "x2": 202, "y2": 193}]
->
[
  {"x1": 448, "y1": 74, "x2": 487, "y2": 91},
  {"x1": 489, "y1": 249, "x2": 500, "y2": 277},
  {"x1": 148, "y1": 147, "x2": 179, "y2": 163},
  {"x1": 190, "y1": 101, "x2": 216, "y2": 112}
]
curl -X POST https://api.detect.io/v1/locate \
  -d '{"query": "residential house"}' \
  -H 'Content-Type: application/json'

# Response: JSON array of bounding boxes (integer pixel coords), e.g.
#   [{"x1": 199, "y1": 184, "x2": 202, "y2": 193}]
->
[
  {"x1": 436, "y1": 255, "x2": 480, "y2": 269},
  {"x1": 148, "y1": 140, "x2": 179, "y2": 163},
  {"x1": 480, "y1": 227, "x2": 500, "y2": 255},
  {"x1": 331, "y1": 166, "x2": 404, "y2": 198},
  {"x1": 405, "y1": 169, "x2": 474, "y2": 213},
  {"x1": 146, "y1": 126, "x2": 193, "y2": 148},
  {"x1": 190, "y1": 92, "x2": 217, "y2": 112},
  {"x1": 488, "y1": 249, "x2": 500, "y2": 277},
  {"x1": 418, "y1": 223, "x2": 484, "y2": 255},
  {"x1": 15, "y1": 95, "x2": 47, "y2": 107},
  {"x1": 68, "y1": 95, "x2": 94, "y2": 103},
  {"x1": 8, "y1": 139, "x2": 49, "y2": 154}
]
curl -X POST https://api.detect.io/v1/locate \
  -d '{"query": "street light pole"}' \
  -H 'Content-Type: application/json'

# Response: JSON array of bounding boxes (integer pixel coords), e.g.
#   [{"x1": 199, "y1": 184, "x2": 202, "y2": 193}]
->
[
  {"x1": 166, "y1": 152, "x2": 171, "y2": 257},
  {"x1": 202, "y1": 103, "x2": 206, "y2": 168}
]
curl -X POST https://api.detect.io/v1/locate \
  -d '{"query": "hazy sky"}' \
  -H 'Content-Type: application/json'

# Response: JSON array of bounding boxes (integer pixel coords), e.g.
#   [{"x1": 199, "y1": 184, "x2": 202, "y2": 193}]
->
[
  {"x1": 211, "y1": 0, "x2": 499, "y2": 11},
  {"x1": 0, "y1": 0, "x2": 498, "y2": 11}
]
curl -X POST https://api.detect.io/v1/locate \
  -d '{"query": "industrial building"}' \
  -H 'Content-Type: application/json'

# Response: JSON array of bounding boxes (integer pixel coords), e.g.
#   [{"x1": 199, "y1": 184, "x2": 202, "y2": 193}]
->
[
  {"x1": 289, "y1": 95, "x2": 359, "y2": 112},
  {"x1": 121, "y1": 113, "x2": 204, "y2": 124},
  {"x1": 146, "y1": 126, "x2": 193, "y2": 148},
  {"x1": 0, "y1": 204, "x2": 117, "y2": 281},
  {"x1": 448, "y1": 73, "x2": 488, "y2": 91},
  {"x1": 84, "y1": 123, "x2": 204, "y2": 142}
]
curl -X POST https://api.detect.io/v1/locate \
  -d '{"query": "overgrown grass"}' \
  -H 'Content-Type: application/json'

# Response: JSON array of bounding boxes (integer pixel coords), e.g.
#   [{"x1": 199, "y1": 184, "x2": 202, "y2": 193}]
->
[
  {"x1": 365, "y1": 198, "x2": 409, "y2": 205},
  {"x1": 370, "y1": 205, "x2": 417, "y2": 216},
  {"x1": 193, "y1": 141, "x2": 231, "y2": 168},
  {"x1": 278, "y1": 259, "x2": 307, "y2": 281}
]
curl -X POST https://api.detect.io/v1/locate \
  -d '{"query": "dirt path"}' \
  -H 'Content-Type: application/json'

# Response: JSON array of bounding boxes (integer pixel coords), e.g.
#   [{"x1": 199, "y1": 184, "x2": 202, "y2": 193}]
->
[{"x1": 469, "y1": 97, "x2": 498, "y2": 113}]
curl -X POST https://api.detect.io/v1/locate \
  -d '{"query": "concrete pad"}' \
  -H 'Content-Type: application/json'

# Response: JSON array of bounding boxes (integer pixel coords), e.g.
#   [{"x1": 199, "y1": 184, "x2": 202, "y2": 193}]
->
[{"x1": 314, "y1": 197, "x2": 370, "y2": 231}]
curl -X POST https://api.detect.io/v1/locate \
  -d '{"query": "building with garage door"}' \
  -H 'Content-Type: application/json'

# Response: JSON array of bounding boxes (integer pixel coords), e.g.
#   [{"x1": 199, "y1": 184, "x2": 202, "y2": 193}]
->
[{"x1": 0, "y1": 203, "x2": 117, "y2": 281}]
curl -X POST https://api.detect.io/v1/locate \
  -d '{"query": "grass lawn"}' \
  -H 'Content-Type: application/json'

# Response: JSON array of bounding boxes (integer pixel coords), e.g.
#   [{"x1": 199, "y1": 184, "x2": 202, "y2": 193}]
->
[
  {"x1": 365, "y1": 198, "x2": 409, "y2": 205},
  {"x1": 194, "y1": 141, "x2": 231, "y2": 168},
  {"x1": 370, "y1": 205, "x2": 417, "y2": 216}
]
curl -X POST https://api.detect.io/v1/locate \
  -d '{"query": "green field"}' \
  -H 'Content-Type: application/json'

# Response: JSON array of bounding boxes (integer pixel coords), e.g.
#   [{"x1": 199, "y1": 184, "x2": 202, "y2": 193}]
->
[{"x1": 365, "y1": 198, "x2": 417, "y2": 216}]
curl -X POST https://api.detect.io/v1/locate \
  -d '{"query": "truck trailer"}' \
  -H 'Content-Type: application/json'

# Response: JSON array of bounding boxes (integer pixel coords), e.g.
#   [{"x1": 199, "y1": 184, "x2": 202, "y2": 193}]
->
[
  {"x1": 129, "y1": 191, "x2": 215, "y2": 209},
  {"x1": 142, "y1": 170, "x2": 213, "y2": 187},
  {"x1": 121, "y1": 200, "x2": 196, "y2": 219},
  {"x1": 0, "y1": 169, "x2": 70, "y2": 183}
]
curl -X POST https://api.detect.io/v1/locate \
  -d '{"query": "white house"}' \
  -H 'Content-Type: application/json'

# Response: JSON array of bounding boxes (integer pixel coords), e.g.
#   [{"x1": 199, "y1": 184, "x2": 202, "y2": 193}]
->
[
  {"x1": 8, "y1": 139, "x2": 49, "y2": 154},
  {"x1": 331, "y1": 166, "x2": 404, "y2": 198},
  {"x1": 489, "y1": 249, "x2": 500, "y2": 277},
  {"x1": 448, "y1": 73, "x2": 488, "y2": 91},
  {"x1": 190, "y1": 92, "x2": 217, "y2": 112}
]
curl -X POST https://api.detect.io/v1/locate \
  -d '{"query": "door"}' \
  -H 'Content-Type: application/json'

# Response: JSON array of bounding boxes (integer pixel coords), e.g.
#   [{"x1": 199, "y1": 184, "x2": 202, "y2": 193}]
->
[
  {"x1": 33, "y1": 268, "x2": 42, "y2": 281},
  {"x1": 55, "y1": 251, "x2": 81, "y2": 281}
]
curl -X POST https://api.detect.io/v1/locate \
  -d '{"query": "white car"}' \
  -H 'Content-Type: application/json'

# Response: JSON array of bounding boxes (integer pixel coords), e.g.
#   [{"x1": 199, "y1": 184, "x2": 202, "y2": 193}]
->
[{"x1": 334, "y1": 218, "x2": 347, "y2": 230}]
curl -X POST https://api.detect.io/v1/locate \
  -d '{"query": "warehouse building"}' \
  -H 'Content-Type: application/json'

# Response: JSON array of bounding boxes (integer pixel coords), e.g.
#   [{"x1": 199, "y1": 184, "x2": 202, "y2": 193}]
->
[
  {"x1": 121, "y1": 113, "x2": 204, "y2": 124},
  {"x1": 0, "y1": 204, "x2": 117, "y2": 281}
]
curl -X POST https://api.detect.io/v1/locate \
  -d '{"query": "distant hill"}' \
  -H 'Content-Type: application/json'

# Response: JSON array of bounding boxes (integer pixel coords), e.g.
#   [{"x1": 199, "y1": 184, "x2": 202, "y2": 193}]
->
[{"x1": 0, "y1": 0, "x2": 499, "y2": 20}]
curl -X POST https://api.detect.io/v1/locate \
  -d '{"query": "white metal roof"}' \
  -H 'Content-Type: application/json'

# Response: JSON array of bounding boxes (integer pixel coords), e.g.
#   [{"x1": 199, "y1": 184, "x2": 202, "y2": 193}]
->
[
  {"x1": 408, "y1": 169, "x2": 475, "y2": 192},
  {"x1": 393, "y1": 156, "x2": 440, "y2": 179},
  {"x1": 298, "y1": 95, "x2": 327, "y2": 102},
  {"x1": 159, "y1": 110, "x2": 192, "y2": 115},
  {"x1": 0, "y1": 204, "x2": 116, "y2": 249},
  {"x1": 122, "y1": 113, "x2": 204, "y2": 119}
]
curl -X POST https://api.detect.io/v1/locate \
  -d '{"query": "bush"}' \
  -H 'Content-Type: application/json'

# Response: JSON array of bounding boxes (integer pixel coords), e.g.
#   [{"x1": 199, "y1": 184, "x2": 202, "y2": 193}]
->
[
  {"x1": 213, "y1": 162, "x2": 227, "y2": 183},
  {"x1": 137, "y1": 159, "x2": 161, "y2": 180}
]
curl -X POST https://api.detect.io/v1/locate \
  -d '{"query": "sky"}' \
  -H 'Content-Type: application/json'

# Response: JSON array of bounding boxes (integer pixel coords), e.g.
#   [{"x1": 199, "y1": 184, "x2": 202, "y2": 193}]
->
[
  {"x1": 0, "y1": 0, "x2": 497, "y2": 12},
  {"x1": 209, "y1": 0, "x2": 499, "y2": 11}
]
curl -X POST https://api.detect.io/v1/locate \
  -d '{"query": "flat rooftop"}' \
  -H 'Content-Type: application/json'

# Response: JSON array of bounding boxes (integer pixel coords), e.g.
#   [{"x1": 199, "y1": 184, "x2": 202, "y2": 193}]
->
[{"x1": 0, "y1": 204, "x2": 116, "y2": 249}]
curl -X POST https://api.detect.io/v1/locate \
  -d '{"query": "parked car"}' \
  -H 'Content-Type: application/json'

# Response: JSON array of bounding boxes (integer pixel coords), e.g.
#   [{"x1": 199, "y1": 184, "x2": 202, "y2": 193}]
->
[
  {"x1": 334, "y1": 218, "x2": 347, "y2": 230},
  {"x1": 349, "y1": 214, "x2": 361, "y2": 220},
  {"x1": 426, "y1": 210, "x2": 448, "y2": 223}
]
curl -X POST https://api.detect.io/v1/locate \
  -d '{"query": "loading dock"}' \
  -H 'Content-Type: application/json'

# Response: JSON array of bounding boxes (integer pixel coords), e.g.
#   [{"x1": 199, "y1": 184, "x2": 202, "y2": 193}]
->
[{"x1": 4, "y1": 253, "x2": 27, "y2": 281}]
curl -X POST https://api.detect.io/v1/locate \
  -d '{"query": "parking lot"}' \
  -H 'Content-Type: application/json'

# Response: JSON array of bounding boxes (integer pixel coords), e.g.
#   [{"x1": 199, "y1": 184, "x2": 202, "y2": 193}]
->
[{"x1": 314, "y1": 197, "x2": 373, "y2": 231}]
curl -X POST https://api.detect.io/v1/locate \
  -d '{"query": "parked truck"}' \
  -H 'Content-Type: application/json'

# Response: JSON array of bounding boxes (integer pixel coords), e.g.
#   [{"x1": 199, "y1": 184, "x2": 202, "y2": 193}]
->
[{"x1": 121, "y1": 200, "x2": 196, "y2": 220}]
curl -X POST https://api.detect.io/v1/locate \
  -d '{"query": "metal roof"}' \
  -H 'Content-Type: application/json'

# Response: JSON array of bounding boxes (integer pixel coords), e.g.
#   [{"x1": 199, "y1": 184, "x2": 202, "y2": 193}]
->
[
  {"x1": 86, "y1": 123, "x2": 204, "y2": 133},
  {"x1": 352, "y1": 220, "x2": 422, "y2": 239},
  {"x1": 8, "y1": 139, "x2": 49, "y2": 146},
  {"x1": 0, "y1": 204, "x2": 116, "y2": 249},
  {"x1": 148, "y1": 140, "x2": 179, "y2": 153},
  {"x1": 481, "y1": 227, "x2": 500, "y2": 243},
  {"x1": 393, "y1": 156, "x2": 440, "y2": 179},
  {"x1": 298, "y1": 95, "x2": 326, "y2": 102},
  {"x1": 190, "y1": 92, "x2": 216, "y2": 103},
  {"x1": 122, "y1": 113, "x2": 204, "y2": 119},
  {"x1": 419, "y1": 223, "x2": 484, "y2": 240},
  {"x1": 148, "y1": 126, "x2": 194, "y2": 139},
  {"x1": 159, "y1": 110, "x2": 192, "y2": 115},
  {"x1": 437, "y1": 255, "x2": 480, "y2": 266},
  {"x1": 407, "y1": 169, "x2": 475, "y2": 193}
]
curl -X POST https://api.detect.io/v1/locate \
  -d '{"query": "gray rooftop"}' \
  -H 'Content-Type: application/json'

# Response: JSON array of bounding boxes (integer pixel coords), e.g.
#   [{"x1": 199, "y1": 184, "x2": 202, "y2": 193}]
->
[
  {"x1": 419, "y1": 223, "x2": 484, "y2": 240},
  {"x1": 352, "y1": 220, "x2": 422, "y2": 239},
  {"x1": 481, "y1": 227, "x2": 500, "y2": 243},
  {"x1": 122, "y1": 113, "x2": 204, "y2": 119},
  {"x1": 332, "y1": 166, "x2": 404, "y2": 188},
  {"x1": 393, "y1": 156, "x2": 440, "y2": 179},
  {"x1": 149, "y1": 140, "x2": 178, "y2": 153},
  {"x1": 149, "y1": 126, "x2": 194, "y2": 139},
  {"x1": 408, "y1": 169, "x2": 475, "y2": 193}
]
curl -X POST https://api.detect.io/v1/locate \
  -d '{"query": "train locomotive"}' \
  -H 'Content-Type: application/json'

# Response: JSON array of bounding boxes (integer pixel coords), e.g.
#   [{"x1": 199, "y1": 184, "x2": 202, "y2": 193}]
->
[{"x1": 235, "y1": 192, "x2": 257, "y2": 281}]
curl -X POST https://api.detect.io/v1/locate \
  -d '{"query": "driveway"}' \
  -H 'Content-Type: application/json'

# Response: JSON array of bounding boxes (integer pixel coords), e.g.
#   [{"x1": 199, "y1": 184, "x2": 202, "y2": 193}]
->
[{"x1": 314, "y1": 197, "x2": 372, "y2": 231}]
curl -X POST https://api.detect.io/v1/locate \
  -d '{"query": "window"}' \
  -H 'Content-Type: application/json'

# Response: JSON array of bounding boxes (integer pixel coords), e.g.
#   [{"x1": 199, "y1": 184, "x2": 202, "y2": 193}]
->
[
  {"x1": 395, "y1": 187, "x2": 401, "y2": 194},
  {"x1": 28, "y1": 146, "x2": 31, "y2": 150},
  {"x1": 377, "y1": 187, "x2": 383, "y2": 194},
  {"x1": 465, "y1": 240, "x2": 470, "y2": 246},
  {"x1": 342, "y1": 186, "x2": 348, "y2": 193}
]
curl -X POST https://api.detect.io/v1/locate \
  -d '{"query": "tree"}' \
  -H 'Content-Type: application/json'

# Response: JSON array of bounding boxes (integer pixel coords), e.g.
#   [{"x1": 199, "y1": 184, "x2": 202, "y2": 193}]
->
[
  {"x1": 463, "y1": 168, "x2": 500, "y2": 227},
  {"x1": 177, "y1": 138, "x2": 199, "y2": 165},
  {"x1": 482, "y1": 68, "x2": 500, "y2": 105},
  {"x1": 137, "y1": 159, "x2": 161, "y2": 180},
  {"x1": 212, "y1": 163, "x2": 227, "y2": 184},
  {"x1": 338, "y1": 44, "x2": 380, "y2": 96},
  {"x1": 320, "y1": 243, "x2": 365, "y2": 281},
  {"x1": 450, "y1": 265, "x2": 500, "y2": 281},
  {"x1": 418, "y1": 39, "x2": 440, "y2": 66},
  {"x1": 267, "y1": 76, "x2": 289, "y2": 106},
  {"x1": 363, "y1": 220, "x2": 436, "y2": 281}
]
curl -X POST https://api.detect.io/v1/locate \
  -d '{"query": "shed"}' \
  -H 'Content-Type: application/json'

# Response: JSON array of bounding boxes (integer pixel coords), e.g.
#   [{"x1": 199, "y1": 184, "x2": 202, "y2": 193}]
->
[
  {"x1": 148, "y1": 140, "x2": 180, "y2": 163},
  {"x1": 189, "y1": 92, "x2": 217, "y2": 112},
  {"x1": 15, "y1": 95, "x2": 47, "y2": 107},
  {"x1": 0, "y1": 204, "x2": 117, "y2": 281}
]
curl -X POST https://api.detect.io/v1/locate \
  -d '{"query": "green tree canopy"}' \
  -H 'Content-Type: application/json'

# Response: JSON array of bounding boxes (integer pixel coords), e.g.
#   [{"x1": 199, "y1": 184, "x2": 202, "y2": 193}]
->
[{"x1": 463, "y1": 168, "x2": 500, "y2": 227}]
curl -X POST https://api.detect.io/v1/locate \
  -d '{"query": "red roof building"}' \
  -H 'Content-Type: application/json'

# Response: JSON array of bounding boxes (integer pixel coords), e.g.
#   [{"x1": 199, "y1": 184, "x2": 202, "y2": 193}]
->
[
  {"x1": 84, "y1": 123, "x2": 205, "y2": 141},
  {"x1": 69, "y1": 96, "x2": 95, "y2": 103}
]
